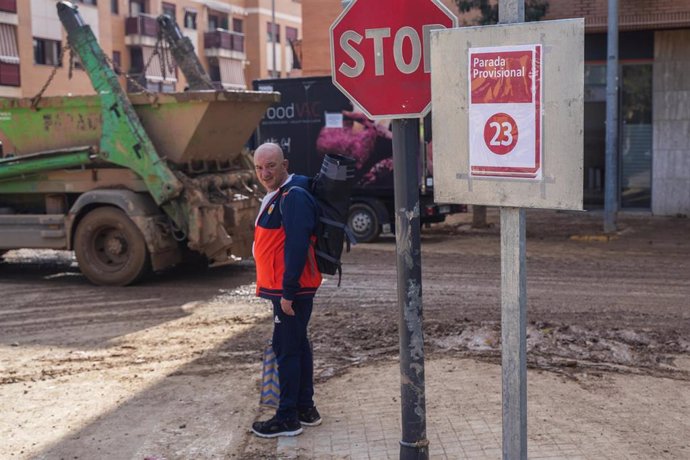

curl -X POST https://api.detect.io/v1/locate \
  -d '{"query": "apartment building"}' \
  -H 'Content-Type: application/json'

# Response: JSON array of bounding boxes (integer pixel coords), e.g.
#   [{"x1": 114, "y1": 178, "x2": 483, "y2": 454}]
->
[
  {"x1": 544, "y1": 0, "x2": 690, "y2": 215},
  {"x1": 300, "y1": 0, "x2": 690, "y2": 216},
  {"x1": 0, "y1": 0, "x2": 302, "y2": 98}
]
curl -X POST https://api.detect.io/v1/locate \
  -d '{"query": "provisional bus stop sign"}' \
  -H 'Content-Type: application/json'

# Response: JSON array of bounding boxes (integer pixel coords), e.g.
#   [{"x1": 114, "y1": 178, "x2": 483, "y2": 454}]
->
[
  {"x1": 430, "y1": 19, "x2": 584, "y2": 210},
  {"x1": 469, "y1": 44, "x2": 542, "y2": 180},
  {"x1": 329, "y1": 0, "x2": 457, "y2": 119}
]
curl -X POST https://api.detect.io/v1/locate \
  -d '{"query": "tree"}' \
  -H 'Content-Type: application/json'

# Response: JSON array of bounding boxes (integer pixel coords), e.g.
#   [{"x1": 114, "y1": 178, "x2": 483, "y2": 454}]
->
[{"x1": 456, "y1": 0, "x2": 549, "y2": 25}]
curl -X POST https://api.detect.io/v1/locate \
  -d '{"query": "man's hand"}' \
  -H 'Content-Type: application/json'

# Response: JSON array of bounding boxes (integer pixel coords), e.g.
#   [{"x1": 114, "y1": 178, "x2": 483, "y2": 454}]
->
[{"x1": 280, "y1": 298, "x2": 295, "y2": 316}]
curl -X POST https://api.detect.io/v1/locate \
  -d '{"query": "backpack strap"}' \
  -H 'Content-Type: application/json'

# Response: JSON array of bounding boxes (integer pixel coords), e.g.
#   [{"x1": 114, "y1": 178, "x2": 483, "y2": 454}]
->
[
  {"x1": 318, "y1": 216, "x2": 357, "y2": 251},
  {"x1": 279, "y1": 185, "x2": 317, "y2": 217},
  {"x1": 279, "y1": 184, "x2": 321, "y2": 266},
  {"x1": 313, "y1": 248, "x2": 342, "y2": 287}
]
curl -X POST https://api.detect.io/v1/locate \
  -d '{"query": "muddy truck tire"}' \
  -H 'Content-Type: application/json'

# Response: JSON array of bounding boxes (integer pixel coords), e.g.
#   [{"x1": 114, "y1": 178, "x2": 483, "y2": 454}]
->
[{"x1": 74, "y1": 207, "x2": 151, "y2": 286}]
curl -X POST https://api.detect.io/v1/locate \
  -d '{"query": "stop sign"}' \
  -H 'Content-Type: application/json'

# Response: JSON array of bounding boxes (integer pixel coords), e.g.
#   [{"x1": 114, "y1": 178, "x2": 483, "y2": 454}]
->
[{"x1": 330, "y1": 0, "x2": 457, "y2": 120}]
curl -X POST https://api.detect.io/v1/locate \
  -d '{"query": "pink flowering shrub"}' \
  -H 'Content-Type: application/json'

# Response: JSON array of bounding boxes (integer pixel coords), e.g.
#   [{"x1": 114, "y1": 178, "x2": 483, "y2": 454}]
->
[{"x1": 316, "y1": 111, "x2": 393, "y2": 187}]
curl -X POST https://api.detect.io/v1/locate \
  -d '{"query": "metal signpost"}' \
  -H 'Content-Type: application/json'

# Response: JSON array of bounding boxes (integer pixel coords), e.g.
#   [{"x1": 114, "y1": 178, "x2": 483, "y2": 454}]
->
[
  {"x1": 604, "y1": 0, "x2": 619, "y2": 233},
  {"x1": 497, "y1": 5, "x2": 528, "y2": 458},
  {"x1": 330, "y1": 1, "x2": 457, "y2": 458},
  {"x1": 430, "y1": 4, "x2": 584, "y2": 459}
]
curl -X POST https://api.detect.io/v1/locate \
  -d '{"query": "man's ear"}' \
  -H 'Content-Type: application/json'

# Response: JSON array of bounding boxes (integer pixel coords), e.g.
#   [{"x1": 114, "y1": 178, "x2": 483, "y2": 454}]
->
[{"x1": 283, "y1": 159, "x2": 289, "y2": 170}]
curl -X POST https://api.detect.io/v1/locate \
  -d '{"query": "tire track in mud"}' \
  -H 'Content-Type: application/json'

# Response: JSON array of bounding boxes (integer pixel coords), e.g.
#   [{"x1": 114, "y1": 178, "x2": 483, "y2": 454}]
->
[
  {"x1": 0, "y1": 300, "x2": 267, "y2": 385},
  {"x1": 0, "y1": 255, "x2": 257, "y2": 345},
  {"x1": 0, "y1": 254, "x2": 263, "y2": 389}
]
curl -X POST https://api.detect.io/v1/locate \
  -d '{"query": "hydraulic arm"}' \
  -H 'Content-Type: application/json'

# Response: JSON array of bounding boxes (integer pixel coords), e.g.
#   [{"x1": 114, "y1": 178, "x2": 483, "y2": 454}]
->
[
  {"x1": 57, "y1": 2, "x2": 183, "y2": 206},
  {"x1": 156, "y1": 15, "x2": 215, "y2": 91}
]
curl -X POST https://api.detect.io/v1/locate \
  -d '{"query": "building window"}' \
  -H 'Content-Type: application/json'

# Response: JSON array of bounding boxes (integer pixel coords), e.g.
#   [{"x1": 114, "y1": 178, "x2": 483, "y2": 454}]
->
[
  {"x1": 72, "y1": 54, "x2": 84, "y2": 70},
  {"x1": 209, "y1": 62, "x2": 221, "y2": 83},
  {"x1": 0, "y1": 62, "x2": 20, "y2": 86},
  {"x1": 129, "y1": 46, "x2": 143, "y2": 74},
  {"x1": 129, "y1": 0, "x2": 146, "y2": 16},
  {"x1": 232, "y1": 18, "x2": 243, "y2": 33},
  {"x1": 0, "y1": 0, "x2": 18, "y2": 14},
  {"x1": 162, "y1": 2, "x2": 175, "y2": 20},
  {"x1": 583, "y1": 62, "x2": 653, "y2": 209},
  {"x1": 208, "y1": 12, "x2": 228, "y2": 31},
  {"x1": 267, "y1": 22, "x2": 280, "y2": 43},
  {"x1": 286, "y1": 26, "x2": 298, "y2": 44},
  {"x1": 184, "y1": 10, "x2": 197, "y2": 29},
  {"x1": 620, "y1": 64, "x2": 652, "y2": 209},
  {"x1": 111, "y1": 0, "x2": 118, "y2": 14},
  {"x1": 34, "y1": 38, "x2": 62, "y2": 66},
  {"x1": 112, "y1": 50, "x2": 122, "y2": 74},
  {"x1": 76, "y1": 0, "x2": 97, "y2": 5},
  {"x1": 0, "y1": 22, "x2": 19, "y2": 86}
]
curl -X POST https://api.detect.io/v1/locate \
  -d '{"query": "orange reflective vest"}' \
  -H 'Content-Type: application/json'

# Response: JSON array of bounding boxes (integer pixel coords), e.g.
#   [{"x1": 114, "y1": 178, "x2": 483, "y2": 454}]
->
[{"x1": 254, "y1": 177, "x2": 322, "y2": 300}]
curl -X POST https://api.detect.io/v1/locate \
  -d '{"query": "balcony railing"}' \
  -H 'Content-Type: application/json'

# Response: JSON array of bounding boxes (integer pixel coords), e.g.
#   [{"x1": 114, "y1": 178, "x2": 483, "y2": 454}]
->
[
  {"x1": 125, "y1": 14, "x2": 158, "y2": 38},
  {"x1": 204, "y1": 29, "x2": 244, "y2": 53},
  {"x1": 0, "y1": 62, "x2": 20, "y2": 86},
  {"x1": 0, "y1": 0, "x2": 17, "y2": 14}
]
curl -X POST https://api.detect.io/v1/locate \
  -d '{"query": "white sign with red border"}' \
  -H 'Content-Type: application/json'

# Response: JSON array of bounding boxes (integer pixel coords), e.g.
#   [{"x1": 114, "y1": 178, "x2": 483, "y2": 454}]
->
[{"x1": 468, "y1": 44, "x2": 542, "y2": 180}]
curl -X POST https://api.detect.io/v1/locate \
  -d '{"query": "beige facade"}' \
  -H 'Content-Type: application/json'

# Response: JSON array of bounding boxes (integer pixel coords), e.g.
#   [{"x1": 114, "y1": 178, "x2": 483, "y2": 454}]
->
[{"x1": 0, "y1": 0, "x2": 301, "y2": 98}]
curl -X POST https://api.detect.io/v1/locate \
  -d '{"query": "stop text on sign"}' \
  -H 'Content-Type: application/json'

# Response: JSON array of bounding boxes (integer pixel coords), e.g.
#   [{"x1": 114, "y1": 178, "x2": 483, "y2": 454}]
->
[
  {"x1": 338, "y1": 25, "x2": 446, "y2": 77},
  {"x1": 468, "y1": 44, "x2": 543, "y2": 179}
]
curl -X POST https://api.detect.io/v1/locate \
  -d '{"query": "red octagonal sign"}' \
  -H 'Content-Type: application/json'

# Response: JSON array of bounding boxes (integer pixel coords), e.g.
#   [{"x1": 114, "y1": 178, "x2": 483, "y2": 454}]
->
[{"x1": 330, "y1": 0, "x2": 457, "y2": 120}]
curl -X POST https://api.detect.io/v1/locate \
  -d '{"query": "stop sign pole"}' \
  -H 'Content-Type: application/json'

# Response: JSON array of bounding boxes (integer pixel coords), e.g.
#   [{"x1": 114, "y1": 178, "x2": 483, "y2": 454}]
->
[
  {"x1": 331, "y1": 2, "x2": 457, "y2": 459},
  {"x1": 391, "y1": 116, "x2": 427, "y2": 460}
]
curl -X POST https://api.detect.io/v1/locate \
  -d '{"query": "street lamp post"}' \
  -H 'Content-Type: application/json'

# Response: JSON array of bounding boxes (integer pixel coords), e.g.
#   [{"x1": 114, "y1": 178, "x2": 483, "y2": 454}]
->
[
  {"x1": 271, "y1": 0, "x2": 277, "y2": 77},
  {"x1": 604, "y1": 0, "x2": 619, "y2": 233}
]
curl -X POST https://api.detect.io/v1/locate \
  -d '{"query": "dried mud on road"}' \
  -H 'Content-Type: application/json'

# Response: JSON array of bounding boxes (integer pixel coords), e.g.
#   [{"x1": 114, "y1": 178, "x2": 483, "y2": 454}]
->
[
  {"x1": 322, "y1": 209, "x2": 690, "y2": 383},
  {"x1": 0, "y1": 209, "x2": 689, "y2": 458}
]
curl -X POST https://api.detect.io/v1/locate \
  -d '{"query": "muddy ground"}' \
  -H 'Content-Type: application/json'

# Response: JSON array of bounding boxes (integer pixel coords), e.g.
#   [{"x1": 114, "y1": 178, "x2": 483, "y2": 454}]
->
[{"x1": 0, "y1": 208, "x2": 689, "y2": 458}]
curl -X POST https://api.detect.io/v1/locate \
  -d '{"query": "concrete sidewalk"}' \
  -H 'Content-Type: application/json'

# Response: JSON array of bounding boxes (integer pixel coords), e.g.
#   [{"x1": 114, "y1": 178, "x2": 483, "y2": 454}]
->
[{"x1": 245, "y1": 357, "x2": 689, "y2": 459}]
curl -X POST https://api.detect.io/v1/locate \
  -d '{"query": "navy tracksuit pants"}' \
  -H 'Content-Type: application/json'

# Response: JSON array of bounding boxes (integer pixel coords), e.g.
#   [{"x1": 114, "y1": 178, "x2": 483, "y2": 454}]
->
[{"x1": 271, "y1": 297, "x2": 314, "y2": 422}]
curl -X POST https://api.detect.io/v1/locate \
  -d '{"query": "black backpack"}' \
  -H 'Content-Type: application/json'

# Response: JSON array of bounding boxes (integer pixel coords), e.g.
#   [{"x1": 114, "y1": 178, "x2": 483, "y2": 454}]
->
[
  {"x1": 281, "y1": 154, "x2": 357, "y2": 285},
  {"x1": 311, "y1": 153, "x2": 357, "y2": 284}
]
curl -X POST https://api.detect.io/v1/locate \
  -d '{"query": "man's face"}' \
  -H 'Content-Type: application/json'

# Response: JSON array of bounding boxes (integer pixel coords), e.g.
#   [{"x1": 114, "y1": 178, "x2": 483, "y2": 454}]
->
[{"x1": 254, "y1": 146, "x2": 289, "y2": 192}]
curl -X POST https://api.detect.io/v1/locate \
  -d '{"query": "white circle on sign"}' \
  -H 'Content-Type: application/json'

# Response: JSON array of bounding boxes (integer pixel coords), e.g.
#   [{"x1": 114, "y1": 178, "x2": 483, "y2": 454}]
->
[{"x1": 483, "y1": 113, "x2": 518, "y2": 155}]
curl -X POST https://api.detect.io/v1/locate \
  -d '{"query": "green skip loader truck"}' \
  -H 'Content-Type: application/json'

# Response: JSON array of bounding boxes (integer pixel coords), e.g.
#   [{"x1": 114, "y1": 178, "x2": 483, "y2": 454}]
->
[{"x1": 0, "y1": 2, "x2": 278, "y2": 285}]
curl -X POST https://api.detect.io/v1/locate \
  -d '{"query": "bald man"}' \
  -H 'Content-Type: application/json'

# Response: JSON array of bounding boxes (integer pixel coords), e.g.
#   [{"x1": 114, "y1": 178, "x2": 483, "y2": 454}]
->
[{"x1": 251, "y1": 143, "x2": 323, "y2": 438}]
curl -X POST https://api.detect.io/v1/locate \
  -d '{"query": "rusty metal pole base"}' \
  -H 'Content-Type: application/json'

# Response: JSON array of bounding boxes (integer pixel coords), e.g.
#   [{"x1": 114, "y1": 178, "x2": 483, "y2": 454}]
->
[{"x1": 400, "y1": 439, "x2": 430, "y2": 460}]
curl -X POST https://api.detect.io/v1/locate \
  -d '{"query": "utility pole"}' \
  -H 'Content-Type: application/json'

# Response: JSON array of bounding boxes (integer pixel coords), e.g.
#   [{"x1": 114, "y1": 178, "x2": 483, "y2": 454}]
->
[
  {"x1": 604, "y1": 0, "x2": 619, "y2": 233},
  {"x1": 271, "y1": 0, "x2": 277, "y2": 77}
]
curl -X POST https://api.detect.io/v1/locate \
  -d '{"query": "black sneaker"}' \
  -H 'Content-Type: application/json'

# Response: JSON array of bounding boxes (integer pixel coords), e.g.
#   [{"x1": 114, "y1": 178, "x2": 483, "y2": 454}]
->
[
  {"x1": 251, "y1": 416, "x2": 303, "y2": 438},
  {"x1": 298, "y1": 406, "x2": 322, "y2": 426}
]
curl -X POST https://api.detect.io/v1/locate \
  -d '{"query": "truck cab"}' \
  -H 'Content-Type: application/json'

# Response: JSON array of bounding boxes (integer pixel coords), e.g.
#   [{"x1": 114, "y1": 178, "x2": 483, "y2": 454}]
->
[{"x1": 252, "y1": 75, "x2": 465, "y2": 242}]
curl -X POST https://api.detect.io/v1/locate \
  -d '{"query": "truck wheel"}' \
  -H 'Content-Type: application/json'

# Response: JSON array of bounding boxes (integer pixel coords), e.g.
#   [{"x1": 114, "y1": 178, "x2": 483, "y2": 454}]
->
[
  {"x1": 74, "y1": 207, "x2": 150, "y2": 286},
  {"x1": 348, "y1": 203, "x2": 380, "y2": 243}
]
